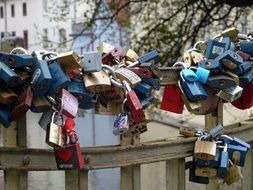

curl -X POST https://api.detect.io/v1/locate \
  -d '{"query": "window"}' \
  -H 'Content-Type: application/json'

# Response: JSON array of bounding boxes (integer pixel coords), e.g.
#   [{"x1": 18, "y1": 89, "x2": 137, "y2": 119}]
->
[
  {"x1": 11, "y1": 4, "x2": 15, "y2": 17},
  {"x1": 11, "y1": 31, "x2": 16, "y2": 36},
  {"x1": 1, "y1": 32, "x2": 4, "y2": 38},
  {"x1": 23, "y1": 3, "x2": 27, "y2": 16},
  {"x1": 23, "y1": 30, "x2": 28, "y2": 49},
  {"x1": 0, "y1": 6, "x2": 3, "y2": 18}
]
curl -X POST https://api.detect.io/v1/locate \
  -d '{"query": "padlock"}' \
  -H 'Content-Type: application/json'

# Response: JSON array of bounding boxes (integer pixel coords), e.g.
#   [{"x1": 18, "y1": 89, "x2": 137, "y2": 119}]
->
[
  {"x1": 0, "y1": 61, "x2": 22, "y2": 87},
  {"x1": 67, "y1": 78, "x2": 87, "y2": 101},
  {"x1": 125, "y1": 49, "x2": 139, "y2": 62},
  {"x1": 181, "y1": 69, "x2": 198, "y2": 82},
  {"x1": 183, "y1": 51, "x2": 193, "y2": 67},
  {"x1": 99, "y1": 86, "x2": 124, "y2": 103},
  {"x1": 142, "y1": 78, "x2": 160, "y2": 90},
  {"x1": 160, "y1": 84, "x2": 184, "y2": 114},
  {"x1": 217, "y1": 143, "x2": 229, "y2": 179},
  {"x1": 79, "y1": 101, "x2": 95, "y2": 110},
  {"x1": 9, "y1": 87, "x2": 33, "y2": 121},
  {"x1": 181, "y1": 92, "x2": 202, "y2": 113},
  {"x1": 227, "y1": 144, "x2": 248, "y2": 167},
  {"x1": 55, "y1": 88, "x2": 79, "y2": 118},
  {"x1": 134, "y1": 82, "x2": 152, "y2": 97},
  {"x1": 236, "y1": 50, "x2": 253, "y2": 61},
  {"x1": 207, "y1": 74, "x2": 237, "y2": 91},
  {"x1": 240, "y1": 41, "x2": 253, "y2": 57},
  {"x1": 194, "y1": 139, "x2": 217, "y2": 160},
  {"x1": 216, "y1": 50, "x2": 243, "y2": 70},
  {"x1": 239, "y1": 68, "x2": 253, "y2": 86},
  {"x1": 54, "y1": 142, "x2": 84, "y2": 169},
  {"x1": 188, "y1": 162, "x2": 209, "y2": 184},
  {"x1": 16, "y1": 70, "x2": 30, "y2": 84},
  {"x1": 139, "y1": 95, "x2": 155, "y2": 109},
  {"x1": 220, "y1": 27, "x2": 239, "y2": 41},
  {"x1": 221, "y1": 37, "x2": 235, "y2": 51},
  {"x1": 0, "y1": 104, "x2": 11, "y2": 128},
  {"x1": 115, "y1": 68, "x2": 141, "y2": 88},
  {"x1": 195, "y1": 167, "x2": 217, "y2": 177},
  {"x1": 159, "y1": 66, "x2": 182, "y2": 85},
  {"x1": 78, "y1": 90, "x2": 97, "y2": 110},
  {"x1": 139, "y1": 61, "x2": 160, "y2": 78},
  {"x1": 194, "y1": 41, "x2": 208, "y2": 53},
  {"x1": 123, "y1": 81, "x2": 144, "y2": 122},
  {"x1": 138, "y1": 49, "x2": 159, "y2": 64},
  {"x1": 191, "y1": 51, "x2": 204, "y2": 65},
  {"x1": 190, "y1": 67, "x2": 210, "y2": 84},
  {"x1": 180, "y1": 72, "x2": 208, "y2": 102},
  {"x1": 56, "y1": 51, "x2": 84, "y2": 75},
  {"x1": 0, "y1": 53, "x2": 36, "y2": 68},
  {"x1": 46, "y1": 111, "x2": 66, "y2": 149},
  {"x1": 196, "y1": 150, "x2": 220, "y2": 168},
  {"x1": 204, "y1": 123, "x2": 224, "y2": 140},
  {"x1": 113, "y1": 101, "x2": 129, "y2": 135},
  {"x1": 198, "y1": 59, "x2": 223, "y2": 74},
  {"x1": 95, "y1": 101, "x2": 121, "y2": 115},
  {"x1": 46, "y1": 62, "x2": 70, "y2": 96},
  {"x1": 234, "y1": 61, "x2": 251, "y2": 75},
  {"x1": 82, "y1": 51, "x2": 102, "y2": 72},
  {"x1": 62, "y1": 117, "x2": 79, "y2": 145},
  {"x1": 126, "y1": 67, "x2": 153, "y2": 79},
  {"x1": 179, "y1": 126, "x2": 197, "y2": 137},
  {"x1": 217, "y1": 85, "x2": 243, "y2": 102},
  {"x1": 39, "y1": 109, "x2": 54, "y2": 131},
  {"x1": 30, "y1": 96, "x2": 51, "y2": 113},
  {"x1": 84, "y1": 70, "x2": 111, "y2": 93},
  {"x1": 224, "y1": 164, "x2": 243, "y2": 185},
  {"x1": 30, "y1": 60, "x2": 52, "y2": 96},
  {"x1": 102, "y1": 47, "x2": 125, "y2": 65},
  {"x1": 204, "y1": 39, "x2": 226, "y2": 59},
  {"x1": 0, "y1": 84, "x2": 18, "y2": 104},
  {"x1": 230, "y1": 137, "x2": 250, "y2": 151},
  {"x1": 97, "y1": 42, "x2": 114, "y2": 55}
]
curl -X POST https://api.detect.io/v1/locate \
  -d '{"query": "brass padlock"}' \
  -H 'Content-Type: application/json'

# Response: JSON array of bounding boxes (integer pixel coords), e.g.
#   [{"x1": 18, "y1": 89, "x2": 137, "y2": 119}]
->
[
  {"x1": 97, "y1": 42, "x2": 114, "y2": 55},
  {"x1": 224, "y1": 164, "x2": 243, "y2": 185},
  {"x1": 217, "y1": 85, "x2": 243, "y2": 102},
  {"x1": 159, "y1": 67, "x2": 182, "y2": 85},
  {"x1": 95, "y1": 102, "x2": 121, "y2": 115},
  {"x1": 183, "y1": 52, "x2": 193, "y2": 67},
  {"x1": 191, "y1": 51, "x2": 204, "y2": 64},
  {"x1": 56, "y1": 51, "x2": 84, "y2": 75},
  {"x1": 181, "y1": 93, "x2": 202, "y2": 112},
  {"x1": 125, "y1": 49, "x2": 139, "y2": 62},
  {"x1": 0, "y1": 84, "x2": 18, "y2": 104},
  {"x1": 31, "y1": 96, "x2": 51, "y2": 113},
  {"x1": 46, "y1": 112, "x2": 66, "y2": 149},
  {"x1": 84, "y1": 70, "x2": 111, "y2": 93},
  {"x1": 195, "y1": 167, "x2": 217, "y2": 177},
  {"x1": 194, "y1": 140, "x2": 216, "y2": 160},
  {"x1": 179, "y1": 126, "x2": 197, "y2": 137},
  {"x1": 115, "y1": 68, "x2": 141, "y2": 88}
]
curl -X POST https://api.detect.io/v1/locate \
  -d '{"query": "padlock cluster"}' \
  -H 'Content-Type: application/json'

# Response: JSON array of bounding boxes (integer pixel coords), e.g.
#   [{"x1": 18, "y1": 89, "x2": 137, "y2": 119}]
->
[
  {"x1": 0, "y1": 43, "x2": 161, "y2": 135},
  {"x1": 181, "y1": 124, "x2": 251, "y2": 185},
  {"x1": 160, "y1": 27, "x2": 253, "y2": 114}
]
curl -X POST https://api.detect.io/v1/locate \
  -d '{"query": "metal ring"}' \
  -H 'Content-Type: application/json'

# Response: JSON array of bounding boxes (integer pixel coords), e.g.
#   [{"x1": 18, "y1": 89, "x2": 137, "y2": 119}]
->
[
  {"x1": 110, "y1": 76, "x2": 124, "y2": 88},
  {"x1": 193, "y1": 40, "x2": 206, "y2": 49},
  {"x1": 102, "y1": 64, "x2": 117, "y2": 79},
  {"x1": 172, "y1": 61, "x2": 187, "y2": 69},
  {"x1": 10, "y1": 47, "x2": 28, "y2": 54},
  {"x1": 127, "y1": 61, "x2": 139, "y2": 68}
]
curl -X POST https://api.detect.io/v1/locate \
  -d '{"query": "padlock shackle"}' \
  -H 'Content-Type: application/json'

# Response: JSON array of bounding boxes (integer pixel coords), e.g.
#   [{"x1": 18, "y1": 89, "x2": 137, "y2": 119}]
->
[
  {"x1": 10, "y1": 47, "x2": 28, "y2": 55},
  {"x1": 173, "y1": 61, "x2": 187, "y2": 69},
  {"x1": 102, "y1": 64, "x2": 117, "y2": 79},
  {"x1": 193, "y1": 40, "x2": 206, "y2": 49},
  {"x1": 42, "y1": 52, "x2": 58, "y2": 60},
  {"x1": 122, "y1": 80, "x2": 131, "y2": 94},
  {"x1": 127, "y1": 61, "x2": 139, "y2": 68},
  {"x1": 110, "y1": 76, "x2": 124, "y2": 88}
]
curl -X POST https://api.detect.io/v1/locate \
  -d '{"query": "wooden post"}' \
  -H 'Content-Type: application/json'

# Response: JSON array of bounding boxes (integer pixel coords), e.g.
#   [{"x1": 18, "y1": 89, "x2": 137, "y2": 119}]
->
[
  {"x1": 242, "y1": 142, "x2": 253, "y2": 190},
  {"x1": 166, "y1": 158, "x2": 185, "y2": 190},
  {"x1": 65, "y1": 170, "x2": 88, "y2": 190},
  {"x1": 205, "y1": 101, "x2": 223, "y2": 190},
  {"x1": 3, "y1": 116, "x2": 28, "y2": 190},
  {"x1": 120, "y1": 133, "x2": 141, "y2": 190}
]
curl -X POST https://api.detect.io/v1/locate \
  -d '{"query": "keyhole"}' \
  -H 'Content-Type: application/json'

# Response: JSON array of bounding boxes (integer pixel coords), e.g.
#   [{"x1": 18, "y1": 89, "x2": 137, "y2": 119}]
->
[{"x1": 205, "y1": 61, "x2": 212, "y2": 67}]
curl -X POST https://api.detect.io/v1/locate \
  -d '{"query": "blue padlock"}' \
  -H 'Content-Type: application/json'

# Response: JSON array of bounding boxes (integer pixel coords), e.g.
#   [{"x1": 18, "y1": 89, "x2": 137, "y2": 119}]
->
[
  {"x1": 0, "y1": 53, "x2": 37, "y2": 68},
  {"x1": 215, "y1": 50, "x2": 243, "y2": 70},
  {"x1": 78, "y1": 90, "x2": 97, "y2": 109},
  {"x1": 79, "y1": 101, "x2": 96, "y2": 110},
  {"x1": 198, "y1": 59, "x2": 223, "y2": 74},
  {"x1": 240, "y1": 41, "x2": 253, "y2": 57},
  {"x1": 142, "y1": 78, "x2": 161, "y2": 90},
  {"x1": 113, "y1": 113, "x2": 129, "y2": 135},
  {"x1": 67, "y1": 78, "x2": 86, "y2": 101},
  {"x1": 235, "y1": 61, "x2": 252, "y2": 75},
  {"x1": 204, "y1": 39, "x2": 226, "y2": 59},
  {"x1": 31, "y1": 60, "x2": 52, "y2": 96},
  {"x1": 217, "y1": 144, "x2": 229, "y2": 179},
  {"x1": 207, "y1": 74, "x2": 237, "y2": 90},
  {"x1": 227, "y1": 144, "x2": 248, "y2": 167},
  {"x1": 138, "y1": 49, "x2": 159, "y2": 64},
  {"x1": 139, "y1": 95, "x2": 155, "y2": 109},
  {"x1": 239, "y1": 69, "x2": 253, "y2": 86},
  {"x1": 0, "y1": 104, "x2": 11, "y2": 128},
  {"x1": 190, "y1": 67, "x2": 210, "y2": 84},
  {"x1": 195, "y1": 150, "x2": 220, "y2": 168},
  {"x1": 222, "y1": 37, "x2": 235, "y2": 51},
  {"x1": 180, "y1": 72, "x2": 208, "y2": 102},
  {"x1": 46, "y1": 62, "x2": 70, "y2": 96},
  {"x1": 82, "y1": 51, "x2": 102, "y2": 72},
  {"x1": 230, "y1": 137, "x2": 250, "y2": 151},
  {"x1": 134, "y1": 82, "x2": 153, "y2": 97},
  {"x1": 181, "y1": 69, "x2": 198, "y2": 82},
  {"x1": 0, "y1": 61, "x2": 22, "y2": 87}
]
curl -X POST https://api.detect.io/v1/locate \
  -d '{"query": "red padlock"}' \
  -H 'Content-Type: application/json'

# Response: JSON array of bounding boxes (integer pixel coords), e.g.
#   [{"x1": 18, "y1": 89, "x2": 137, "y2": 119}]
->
[
  {"x1": 63, "y1": 117, "x2": 78, "y2": 144},
  {"x1": 231, "y1": 81, "x2": 253, "y2": 110},
  {"x1": 160, "y1": 84, "x2": 184, "y2": 114},
  {"x1": 123, "y1": 81, "x2": 144, "y2": 122},
  {"x1": 102, "y1": 47, "x2": 124, "y2": 65}
]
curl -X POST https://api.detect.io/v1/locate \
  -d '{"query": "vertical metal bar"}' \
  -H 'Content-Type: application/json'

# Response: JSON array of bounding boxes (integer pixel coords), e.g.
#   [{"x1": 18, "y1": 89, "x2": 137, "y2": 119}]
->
[
  {"x1": 205, "y1": 101, "x2": 223, "y2": 190},
  {"x1": 166, "y1": 158, "x2": 185, "y2": 190},
  {"x1": 3, "y1": 116, "x2": 28, "y2": 190},
  {"x1": 242, "y1": 142, "x2": 253, "y2": 190}
]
